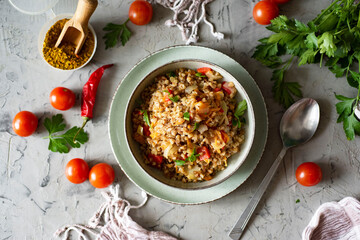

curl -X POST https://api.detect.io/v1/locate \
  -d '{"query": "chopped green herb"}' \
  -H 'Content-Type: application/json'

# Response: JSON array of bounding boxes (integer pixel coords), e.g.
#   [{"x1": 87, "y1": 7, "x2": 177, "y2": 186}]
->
[
  {"x1": 166, "y1": 71, "x2": 176, "y2": 78},
  {"x1": 43, "y1": 114, "x2": 89, "y2": 153},
  {"x1": 195, "y1": 72, "x2": 206, "y2": 78},
  {"x1": 163, "y1": 90, "x2": 180, "y2": 103},
  {"x1": 169, "y1": 95, "x2": 180, "y2": 103},
  {"x1": 140, "y1": 110, "x2": 151, "y2": 128},
  {"x1": 175, "y1": 160, "x2": 186, "y2": 166},
  {"x1": 186, "y1": 148, "x2": 200, "y2": 162},
  {"x1": 296, "y1": 199, "x2": 300, "y2": 203},
  {"x1": 233, "y1": 100, "x2": 247, "y2": 128},
  {"x1": 184, "y1": 112, "x2": 190, "y2": 121},
  {"x1": 193, "y1": 122, "x2": 199, "y2": 131}
]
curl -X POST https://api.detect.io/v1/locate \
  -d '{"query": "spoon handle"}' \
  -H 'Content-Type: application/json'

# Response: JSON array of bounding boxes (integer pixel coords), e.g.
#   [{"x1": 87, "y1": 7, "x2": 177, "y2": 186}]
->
[{"x1": 228, "y1": 147, "x2": 287, "y2": 240}]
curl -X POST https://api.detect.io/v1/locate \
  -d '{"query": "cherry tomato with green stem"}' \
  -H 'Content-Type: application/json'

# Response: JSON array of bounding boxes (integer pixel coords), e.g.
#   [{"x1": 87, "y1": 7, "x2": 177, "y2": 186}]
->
[
  {"x1": 65, "y1": 158, "x2": 89, "y2": 184},
  {"x1": 253, "y1": 1, "x2": 279, "y2": 25},
  {"x1": 89, "y1": 163, "x2": 115, "y2": 188},
  {"x1": 50, "y1": 87, "x2": 76, "y2": 111},
  {"x1": 12, "y1": 111, "x2": 38, "y2": 137},
  {"x1": 129, "y1": 0, "x2": 153, "y2": 26},
  {"x1": 296, "y1": 162, "x2": 322, "y2": 187}
]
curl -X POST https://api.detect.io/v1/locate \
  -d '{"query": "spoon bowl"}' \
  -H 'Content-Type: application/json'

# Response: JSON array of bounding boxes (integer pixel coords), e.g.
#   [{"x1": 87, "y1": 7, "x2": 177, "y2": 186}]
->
[
  {"x1": 280, "y1": 98, "x2": 320, "y2": 148},
  {"x1": 229, "y1": 98, "x2": 320, "y2": 239}
]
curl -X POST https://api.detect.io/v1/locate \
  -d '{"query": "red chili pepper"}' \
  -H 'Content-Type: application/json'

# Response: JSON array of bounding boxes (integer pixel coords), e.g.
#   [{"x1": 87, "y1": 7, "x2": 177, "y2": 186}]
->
[
  {"x1": 168, "y1": 89, "x2": 173, "y2": 94},
  {"x1": 73, "y1": 64, "x2": 113, "y2": 141},
  {"x1": 214, "y1": 87, "x2": 221, "y2": 92}
]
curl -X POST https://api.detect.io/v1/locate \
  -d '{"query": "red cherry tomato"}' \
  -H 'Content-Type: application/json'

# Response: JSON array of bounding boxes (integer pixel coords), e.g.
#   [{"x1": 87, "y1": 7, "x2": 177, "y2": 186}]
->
[
  {"x1": 296, "y1": 162, "x2": 322, "y2": 187},
  {"x1": 197, "y1": 146, "x2": 211, "y2": 161},
  {"x1": 89, "y1": 163, "x2": 115, "y2": 188},
  {"x1": 65, "y1": 158, "x2": 89, "y2": 184},
  {"x1": 197, "y1": 67, "x2": 212, "y2": 74},
  {"x1": 253, "y1": 1, "x2": 279, "y2": 25},
  {"x1": 12, "y1": 111, "x2": 38, "y2": 137},
  {"x1": 270, "y1": 0, "x2": 290, "y2": 4},
  {"x1": 129, "y1": 0, "x2": 153, "y2": 26},
  {"x1": 50, "y1": 87, "x2": 76, "y2": 111}
]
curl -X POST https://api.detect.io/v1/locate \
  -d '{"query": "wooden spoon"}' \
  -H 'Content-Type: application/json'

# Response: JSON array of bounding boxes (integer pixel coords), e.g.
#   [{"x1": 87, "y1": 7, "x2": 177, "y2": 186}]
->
[{"x1": 55, "y1": 0, "x2": 98, "y2": 55}]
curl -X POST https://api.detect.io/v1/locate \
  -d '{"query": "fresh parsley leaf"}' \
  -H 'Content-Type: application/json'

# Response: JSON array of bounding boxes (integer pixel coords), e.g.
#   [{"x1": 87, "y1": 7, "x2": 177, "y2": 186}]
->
[
  {"x1": 103, "y1": 20, "x2": 132, "y2": 49},
  {"x1": 335, "y1": 94, "x2": 355, "y2": 123},
  {"x1": 44, "y1": 114, "x2": 66, "y2": 135},
  {"x1": 140, "y1": 110, "x2": 151, "y2": 127},
  {"x1": 193, "y1": 122, "x2": 199, "y2": 131},
  {"x1": 344, "y1": 113, "x2": 360, "y2": 140},
  {"x1": 169, "y1": 95, "x2": 180, "y2": 103},
  {"x1": 175, "y1": 160, "x2": 186, "y2": 166},
  {"x1": 166, "y1": 72, "x2": 176, "y2": 78},
  {"x1": 195, "y1": 72, "x2": 206, "y2": 78},
  {"x1": 305, "y1": 33, "x2": 318, "y2": 49},
  {"x1": 296, "y1": 199, "x2": 300, "y2": 203},
  {"x1": 44, "y1": 114, "x2": 89, "y2": 153},
  {"x1": 183, "y1": 112, "x2": 190, "y2": 121},
  {"x1": 318, "y1": 32, "x2": 336, "y2": 58},
  {"x1": 186, "y1": 148, "x2": 199, "y2": 162},
  {"x1": 234, "y1": 100, "x2": 247, "y2": 118}
]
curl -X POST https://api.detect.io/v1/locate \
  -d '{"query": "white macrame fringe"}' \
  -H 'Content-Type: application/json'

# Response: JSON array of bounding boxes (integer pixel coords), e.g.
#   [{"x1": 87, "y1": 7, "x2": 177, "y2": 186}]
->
[
  {"x1": 54, "y1": 185, "x2": 176, "y2": 240},
  {"x1": 148, "y1": 0, "x2": 224, "y2": 45}
]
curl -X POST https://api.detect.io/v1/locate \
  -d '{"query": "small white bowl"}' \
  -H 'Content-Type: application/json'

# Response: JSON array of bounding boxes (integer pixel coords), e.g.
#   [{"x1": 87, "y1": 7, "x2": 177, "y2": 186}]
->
[
  {"x1": 38, "y1": 13, "x2": 97, "y2": 71},
  {"x1": 125, "y1": 59, "x2": 256, "y2": 190}
]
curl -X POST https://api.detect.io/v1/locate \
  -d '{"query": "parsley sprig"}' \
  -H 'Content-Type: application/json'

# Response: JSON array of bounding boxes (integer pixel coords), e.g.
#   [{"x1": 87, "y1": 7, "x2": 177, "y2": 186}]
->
[
  {"x1": 43, "y1": 114, "x2": 88, "y2": 153},
  {"x1": 103, "y1": 19, "x2": 131, "y2": 49},
  {"x1": 253, "y1": 0, "x2": 360, "y2": 140},
  {"x1": 174, "y1": 148, "x2": 200, "y2": 166},
  {"x1": 232, "y1": 100, "x2": 247, "y2": 128}
]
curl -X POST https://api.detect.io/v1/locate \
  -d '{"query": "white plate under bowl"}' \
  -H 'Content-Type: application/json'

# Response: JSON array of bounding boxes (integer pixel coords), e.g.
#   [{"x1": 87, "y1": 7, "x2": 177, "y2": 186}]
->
[{"x1": 109, "y1": 45, "x2": 268, "y2": 204}]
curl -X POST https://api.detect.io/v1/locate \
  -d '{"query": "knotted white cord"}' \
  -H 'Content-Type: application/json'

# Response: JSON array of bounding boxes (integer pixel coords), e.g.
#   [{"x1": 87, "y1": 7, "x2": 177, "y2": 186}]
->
[{"x1": 148, "y1": 0, "x2": 224, "y2": 45}]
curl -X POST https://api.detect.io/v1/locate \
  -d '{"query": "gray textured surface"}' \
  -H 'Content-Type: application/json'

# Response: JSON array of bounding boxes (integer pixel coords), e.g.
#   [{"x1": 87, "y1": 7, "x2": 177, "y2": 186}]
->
[{"x1": 1, "y1": 0, "x2": 360, "y2": 239}]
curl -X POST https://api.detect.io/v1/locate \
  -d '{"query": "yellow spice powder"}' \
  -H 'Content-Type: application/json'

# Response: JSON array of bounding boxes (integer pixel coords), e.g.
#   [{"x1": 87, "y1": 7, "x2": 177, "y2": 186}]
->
[{"x1": 42, "y1": 19, "x2": 95, "y2": 70}]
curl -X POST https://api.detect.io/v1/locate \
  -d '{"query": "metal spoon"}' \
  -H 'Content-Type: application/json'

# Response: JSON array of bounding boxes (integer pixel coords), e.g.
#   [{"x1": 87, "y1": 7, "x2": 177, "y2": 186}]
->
[{"x1": 229, "y1": 98, "x2": 320, "y2": 240}]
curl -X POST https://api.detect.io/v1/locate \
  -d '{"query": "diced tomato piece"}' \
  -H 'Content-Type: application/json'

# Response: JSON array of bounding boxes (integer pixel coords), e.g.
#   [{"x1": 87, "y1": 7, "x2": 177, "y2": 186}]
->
[
  {"x1": 164, "y1": 95, "x2": 171, "y2": 102},
  {"x1": 143, "y1": 124, "x2": 151, "y2": 136},
  {"x1": 148, "y1": 154, "x2": 163, "y2": 164},
  {"x1": 220, "y1": 131, "x2": 230, "y2": 143},
  {"x1": 221, "y1": 82, "x2": 232, "y2": 95},
  {"x1": 197, "y1": 67, "x2": 212, "y2": 74},
  {"x1": 197, "y1": 146, "x2": 211, "y2": 161},
  {"x1": 214, "y1": 87, "x2": 221, "y2": 92}
]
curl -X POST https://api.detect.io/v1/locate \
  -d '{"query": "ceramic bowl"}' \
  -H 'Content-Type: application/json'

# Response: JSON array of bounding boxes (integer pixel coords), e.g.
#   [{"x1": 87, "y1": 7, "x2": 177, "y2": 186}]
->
[
  {"x1": 37, "y1": 13, "x2": 97, "y2": 71},
  {"x1": 124, "y1": 59, "x2": 256, "y2": 190}
]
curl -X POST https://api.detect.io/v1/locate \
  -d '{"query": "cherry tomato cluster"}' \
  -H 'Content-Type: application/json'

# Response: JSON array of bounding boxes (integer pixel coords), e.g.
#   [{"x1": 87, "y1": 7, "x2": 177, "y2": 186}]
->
[
  {"x1": 13, "y1": 86, "x2": 116, "y2": 188},
  {"x1": 66, "y1": 158, "x2": 115, "y2": 188},
  {"x1": 12, "y1": 87, "x2": 75, "y2": 137},
  {"x1": 253, "y1": 0, "x2": 290, "y2": 25}
]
